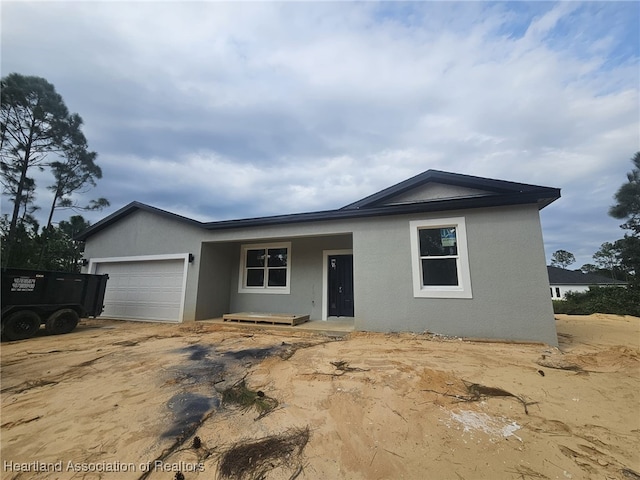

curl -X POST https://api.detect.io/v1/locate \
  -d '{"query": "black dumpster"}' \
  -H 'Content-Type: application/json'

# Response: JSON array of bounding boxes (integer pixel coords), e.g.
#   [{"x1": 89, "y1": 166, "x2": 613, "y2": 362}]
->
[{"x1": 1, "y1": 268, "x2": 109, "y2": 341}]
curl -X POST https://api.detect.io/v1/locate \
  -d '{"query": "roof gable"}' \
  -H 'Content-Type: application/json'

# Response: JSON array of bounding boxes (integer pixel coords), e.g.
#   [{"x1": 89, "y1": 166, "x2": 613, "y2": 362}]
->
[
  {"x1": 378, "y1": 183, "x2": 492, "y2": 206},
  {"x1": 342, "y1": 170, "x2": 559, "y2": 210},
  {"x1": 74, "y1": 201, "x2": 204, "y2": 241}
]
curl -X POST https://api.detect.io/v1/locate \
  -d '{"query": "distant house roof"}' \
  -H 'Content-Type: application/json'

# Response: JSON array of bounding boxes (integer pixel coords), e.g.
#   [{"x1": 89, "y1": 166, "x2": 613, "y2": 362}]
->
[
  {"x1": 547, "y1": 266, "x2": 626, "y2": 286},
  {"x1": 75, "y1": 169, "x2": 561, "y2": 241}
]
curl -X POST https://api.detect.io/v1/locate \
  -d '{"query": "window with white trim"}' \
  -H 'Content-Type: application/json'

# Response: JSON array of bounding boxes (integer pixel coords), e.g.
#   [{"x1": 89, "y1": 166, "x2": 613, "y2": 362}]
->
[
  {"x1": 238, "y1": 242, "x2": 291, "y2": 294},
  {"x1": 409, "y1": 218, "x2": 472, "y2": 298}
]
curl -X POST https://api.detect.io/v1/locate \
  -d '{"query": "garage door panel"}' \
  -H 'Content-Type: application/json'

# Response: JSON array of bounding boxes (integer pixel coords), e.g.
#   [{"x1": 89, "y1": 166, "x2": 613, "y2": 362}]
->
[
  {"x1": 105, "y1": 301, "x2": 180, "y2": 320},
  {"x1": 95, "y1": 258, "x2": 185, "y2": 322}
]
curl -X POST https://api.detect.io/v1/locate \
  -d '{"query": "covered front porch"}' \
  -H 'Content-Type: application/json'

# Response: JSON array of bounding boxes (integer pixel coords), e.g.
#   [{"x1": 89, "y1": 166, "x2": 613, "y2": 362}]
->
[{"x1": 193, "y1": 233, "x2": 355, "y2": 324}]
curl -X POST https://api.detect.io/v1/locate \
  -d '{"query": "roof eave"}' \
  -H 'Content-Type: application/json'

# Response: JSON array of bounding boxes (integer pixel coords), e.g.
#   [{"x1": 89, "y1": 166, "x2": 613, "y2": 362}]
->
[
  {"x1": 74, "y1": 202, "x2": 203, "y2": 241},
  {"x1": 76, "y1": 187, "x2": 560, "y2": 241},
  {"x1": 200, "y1": 192, "x2": 558, "y2": 231}
]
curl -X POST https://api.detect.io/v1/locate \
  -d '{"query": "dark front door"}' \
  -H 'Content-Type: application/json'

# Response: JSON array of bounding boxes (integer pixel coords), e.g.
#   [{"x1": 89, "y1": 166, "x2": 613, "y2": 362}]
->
[{"x1": 328, "y1": 254, "x2": 354, "y2": 317}]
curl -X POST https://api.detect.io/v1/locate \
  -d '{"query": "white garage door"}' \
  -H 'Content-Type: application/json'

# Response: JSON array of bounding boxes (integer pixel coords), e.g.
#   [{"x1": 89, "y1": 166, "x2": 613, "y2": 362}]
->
[{"x1": 94, "y1": 258, "x2": 186, "y2": 322}]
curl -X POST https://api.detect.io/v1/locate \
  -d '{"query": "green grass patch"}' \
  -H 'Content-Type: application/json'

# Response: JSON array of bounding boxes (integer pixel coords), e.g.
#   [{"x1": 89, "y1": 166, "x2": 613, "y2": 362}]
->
[{"x1": 221, "y1": 380, "x2": 278, "y2": 418}]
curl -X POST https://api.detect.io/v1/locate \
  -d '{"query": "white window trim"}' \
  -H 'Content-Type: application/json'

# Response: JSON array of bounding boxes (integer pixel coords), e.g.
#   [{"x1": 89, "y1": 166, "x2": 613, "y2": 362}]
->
[
  {"x1": 238, "y1": 242, "x2": 291, "y2": 294},
  {"x1": 409, "y1": 217, "x2": 472, "y2": 299}
]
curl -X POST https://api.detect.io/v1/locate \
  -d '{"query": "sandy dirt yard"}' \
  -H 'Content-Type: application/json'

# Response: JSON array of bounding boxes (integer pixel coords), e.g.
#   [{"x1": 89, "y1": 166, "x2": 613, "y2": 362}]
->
[{"x1": 1, "y1": 314, "x2": 639, "y2": 480}]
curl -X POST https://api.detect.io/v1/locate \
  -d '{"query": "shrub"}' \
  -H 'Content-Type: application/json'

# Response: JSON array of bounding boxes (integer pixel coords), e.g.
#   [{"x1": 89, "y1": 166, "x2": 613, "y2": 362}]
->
[
  {"x1": 552, "y1": 300, "x2": 575, "y2": 314},
  {"x1": 553, "y1": 286, "x2": 640, "y2": 316}
]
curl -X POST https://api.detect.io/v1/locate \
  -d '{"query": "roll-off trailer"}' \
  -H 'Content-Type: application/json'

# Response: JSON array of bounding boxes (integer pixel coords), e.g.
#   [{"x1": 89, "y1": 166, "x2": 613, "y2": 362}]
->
[{"x1": 1, "y1": 268, "x2": 109, "y2": 341}]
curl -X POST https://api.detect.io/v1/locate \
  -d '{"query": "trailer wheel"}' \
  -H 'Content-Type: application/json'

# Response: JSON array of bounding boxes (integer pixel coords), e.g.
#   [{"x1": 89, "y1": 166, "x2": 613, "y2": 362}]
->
[
  {"x1": 2, "y1": 310, "x2": 42, "y2": 341},
  {"x1": 45, "y1": 309, "x2": 80, "y2": 335}
]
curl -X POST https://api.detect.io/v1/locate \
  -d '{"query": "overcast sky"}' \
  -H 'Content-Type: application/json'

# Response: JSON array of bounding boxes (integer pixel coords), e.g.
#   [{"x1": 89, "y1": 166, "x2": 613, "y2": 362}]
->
[{"x1": 1, "y1": 1, "x2": 638, "y2": 268}]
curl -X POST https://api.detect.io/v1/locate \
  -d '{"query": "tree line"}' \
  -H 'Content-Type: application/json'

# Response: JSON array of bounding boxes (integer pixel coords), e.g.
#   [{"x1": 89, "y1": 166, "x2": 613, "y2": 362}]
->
[
  {"x1": 1, "y1": 73, "x2": 108, "y2": 272},
  {"x1": 550, "y1": 152, "x2": 639, "y2": 286},
  {"x1": 550, "y1": 153, "x2": 639, "y2": 316}
]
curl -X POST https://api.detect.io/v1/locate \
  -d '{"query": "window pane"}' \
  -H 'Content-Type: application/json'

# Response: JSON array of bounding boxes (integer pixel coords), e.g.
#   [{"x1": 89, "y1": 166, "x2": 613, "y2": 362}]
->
[
  {"x1": 268, "y1": 268, "x2": 287, "y2": 287},
  {"x1": 422, "y1": 258, "x2": 458, "y2": 286},
  {"x1": 267, "y1": 248, "x2": 288, "y2": 267},
  {"x1": 419, "y1": 228, "x2": 457, "y2": 256},
  {"x1": 246, "y1": 249, "x2": 265, "y2": 267},
  {"x1": 246, "y1": 269, "x2": 264, "y2": 287}
]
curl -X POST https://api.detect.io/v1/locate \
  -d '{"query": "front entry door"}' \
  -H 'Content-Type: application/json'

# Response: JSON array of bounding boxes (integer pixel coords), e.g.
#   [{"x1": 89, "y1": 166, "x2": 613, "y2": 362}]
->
[{"x1": 328, "y1": 254, "x2": 354, "y2": 317}]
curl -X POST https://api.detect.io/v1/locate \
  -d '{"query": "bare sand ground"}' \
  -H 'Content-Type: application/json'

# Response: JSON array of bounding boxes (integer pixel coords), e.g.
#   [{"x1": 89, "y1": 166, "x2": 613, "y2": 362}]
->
[{"x1": 1, "y1": 314, "x2": 638, "y2": 480}]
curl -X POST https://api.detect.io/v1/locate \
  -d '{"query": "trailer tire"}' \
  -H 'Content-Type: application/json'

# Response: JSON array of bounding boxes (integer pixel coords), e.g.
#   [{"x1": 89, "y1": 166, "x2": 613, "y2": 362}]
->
[
  {"x1": 2, "y1": 310, "x2": 42, "y2": 341},
  {"x1": 45, "y1": 309, "x2": 80, "y2": 335}
]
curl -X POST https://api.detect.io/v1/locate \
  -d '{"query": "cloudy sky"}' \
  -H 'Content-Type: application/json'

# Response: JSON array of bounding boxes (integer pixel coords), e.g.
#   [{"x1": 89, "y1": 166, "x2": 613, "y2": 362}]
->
[{"x1": 1, "y1": 1, "x2": 638, "y2": 268}]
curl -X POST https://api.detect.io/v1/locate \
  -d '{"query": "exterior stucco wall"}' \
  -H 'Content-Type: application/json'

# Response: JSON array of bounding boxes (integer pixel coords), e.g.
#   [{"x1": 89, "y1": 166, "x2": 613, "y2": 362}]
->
[
  {"x1": 195, "y1": 243, "x2": 235, "y2": 318},
  {"x1": 549, "y1": 284, "x2": 624, "y2": 300},
  {"x1": 82, "y1": 210, "x2": 205, "y2": 321},
  {"x1": 550, "y1": 285, "x2": 590, "y2": 300},
  {"x1": 350, "y1": 204, "x2": 557, "y2": 345}
]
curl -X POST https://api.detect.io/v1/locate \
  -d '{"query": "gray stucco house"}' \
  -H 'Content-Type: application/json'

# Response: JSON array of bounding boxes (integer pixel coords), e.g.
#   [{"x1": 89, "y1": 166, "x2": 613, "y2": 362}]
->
[{"x1": 77, "y1": 170, "x2": 561, "y2": 345}]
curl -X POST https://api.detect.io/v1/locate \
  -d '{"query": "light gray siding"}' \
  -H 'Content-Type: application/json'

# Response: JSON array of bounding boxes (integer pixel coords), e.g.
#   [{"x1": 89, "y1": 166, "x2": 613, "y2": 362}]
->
[
  {"x1": 350, "y1": 204, "x2": 557, "y2": 344},
  {"x1": 196, "y1": 243, "x2": 235, "y2": 319}
]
